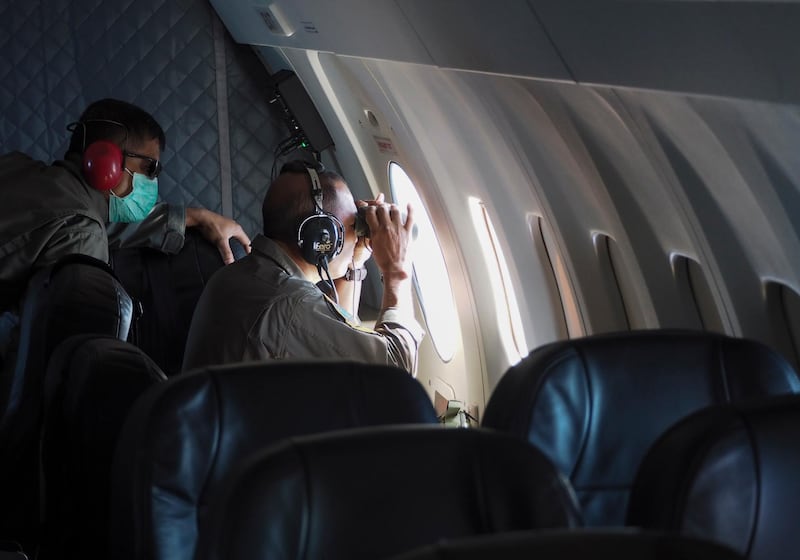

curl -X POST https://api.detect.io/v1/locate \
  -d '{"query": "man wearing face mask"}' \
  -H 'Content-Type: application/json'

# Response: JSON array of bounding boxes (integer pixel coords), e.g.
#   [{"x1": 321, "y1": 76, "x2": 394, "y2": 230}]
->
[{"x1": 0, "y1": 98, "x2": 252, "y2": 362}]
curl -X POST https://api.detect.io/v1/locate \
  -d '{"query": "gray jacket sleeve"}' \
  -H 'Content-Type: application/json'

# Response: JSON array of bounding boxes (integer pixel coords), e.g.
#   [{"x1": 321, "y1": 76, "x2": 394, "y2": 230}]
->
[
  {"x1": 374, "y1": 307, "x2": 425, "y2": 376},
  {"x1": 106, "y1": 202, "x2": 186, "y2": 254},
  {"x1": 258, "y1": 289, "x2": 425, "y2": 376}
]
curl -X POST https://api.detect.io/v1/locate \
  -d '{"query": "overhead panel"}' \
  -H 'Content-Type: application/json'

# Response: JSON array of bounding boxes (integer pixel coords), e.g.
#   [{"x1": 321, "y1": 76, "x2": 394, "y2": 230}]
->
[
  {"x1": 208, "y1": 0, "x2": 434, "y2": 65},
  {"x1": 209, "y1": 0, "x2": 570, "y2": 80},
  {"x1": 531, "y1": 0, "x2": 800, "y2": 103},
  {"x1": 211, "y1": 0, "x2": 800, "y2": 101},
  {"x1": 395, "y1": 0, "x2": 571, "y2": 80}
]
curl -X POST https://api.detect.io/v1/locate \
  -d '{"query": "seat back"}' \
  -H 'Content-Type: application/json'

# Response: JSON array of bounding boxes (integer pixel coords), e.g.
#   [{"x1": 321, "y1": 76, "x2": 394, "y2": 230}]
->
[
  {"x1": 627, "y1": 394, "x2": 800, "y2": 560},
  {"x1": 40, "y1": 335, "x2": 166, "y2": 560},
  {"x1": 0, "y1": 255, "x2": 133, "y2": 550},
  {"x1": 110, "y1": 360, "x2": 439, "y2": 560},
  {"x1": 482, "y1": 329, "x2": 800, "y2": 526},
  {"x1": 111, "y1": 229, "x2": 227, "y2": 376},
  {"x1": 385, "y1": 528, "x2": 744, "y2": 560},
  {"x1": 196, "y1": 427, "x2": 582, "y2": 560},
  {"x1": 0, "y1": 254, "x2": 133, "y2": 443}
]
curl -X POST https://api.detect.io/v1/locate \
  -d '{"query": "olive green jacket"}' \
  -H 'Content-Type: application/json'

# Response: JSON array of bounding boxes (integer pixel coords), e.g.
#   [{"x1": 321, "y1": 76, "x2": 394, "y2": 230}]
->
[
  {"x1": 182, "y1": 234, "x2": 424, "y2": 375},
  {"x1": 0, "y1": 151, "x2": 185, "y2": 311}
]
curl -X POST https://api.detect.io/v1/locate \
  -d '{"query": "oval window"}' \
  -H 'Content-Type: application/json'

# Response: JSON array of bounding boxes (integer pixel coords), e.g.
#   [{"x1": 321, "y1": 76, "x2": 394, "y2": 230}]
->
[
  {"x1": 389, "y1": 162, "x2": 459, "y2": 362},
  {"x1": 468, "y1": 197, "x2": 528, "y2": 365}
]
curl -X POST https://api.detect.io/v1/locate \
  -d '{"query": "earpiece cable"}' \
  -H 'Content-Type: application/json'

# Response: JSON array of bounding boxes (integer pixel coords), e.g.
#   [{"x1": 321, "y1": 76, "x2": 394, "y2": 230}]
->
[{"x1": 317, "y1": 258, "x2": 338, "y2": 305}]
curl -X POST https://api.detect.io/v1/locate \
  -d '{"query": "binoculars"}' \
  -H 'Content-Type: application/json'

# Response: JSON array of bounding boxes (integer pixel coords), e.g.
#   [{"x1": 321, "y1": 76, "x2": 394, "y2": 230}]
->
[
  {"x1": 354, "y1": 206, "x2": 370, "y2": 238},
  {"x1": 354, "y1": 206, "x2": 418, "y2": 240}
]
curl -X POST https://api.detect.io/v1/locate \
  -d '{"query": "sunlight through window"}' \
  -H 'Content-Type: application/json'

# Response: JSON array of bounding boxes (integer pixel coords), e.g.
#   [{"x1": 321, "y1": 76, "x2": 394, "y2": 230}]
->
[
  {"x1": 389, "y1": 162, "x2": 458, "y2": 362},
  {"x1": 468, "y1": 197, "x2": 527, "y2": 365}
]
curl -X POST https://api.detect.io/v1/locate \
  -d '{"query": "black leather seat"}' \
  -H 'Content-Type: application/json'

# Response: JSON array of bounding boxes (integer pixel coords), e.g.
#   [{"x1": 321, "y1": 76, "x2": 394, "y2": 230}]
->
[
  {"x1": 0, "y1": 254, "x2": 133, "y2": 551},
  {"x1": 111, "y1": 229, "x2": 231, "y2": 376},
  {"x1": 39, "y1": 334, "x2": 166, "y2": 560},
  {"x1": 384, "y1": 528, "x2": 744, "y2": 560},
  {"x1": 0, "y1": 545, "x2": 29, "y2": 559},
  {"x1": 627, "y1": 394, "x2": 800, "y2": 560},
  {"x1": 196, "y1": 427, "x2": 582, "y2": 560},
  {"x1": 0, "y1": 254, "x2": 133, "y2": 445},
  {"x1": 109, "y1": 360, "x2": 440, "y2": 560},
  {"x1": 481, "y1": 329, "x2": 800, "y2": 526}
]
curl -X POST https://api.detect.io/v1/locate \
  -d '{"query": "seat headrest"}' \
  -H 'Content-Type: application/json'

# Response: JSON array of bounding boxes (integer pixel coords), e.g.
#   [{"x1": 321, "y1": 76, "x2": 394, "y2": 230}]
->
[
  {"x1": 482, "y1": 329, "x2": 800, "y2": 525},
  {"x1": 197, "y1": 427, "x2": 582, "y2": 560},
  {"x1": 47, "y1": 253, "x2": 119, "y2": 282},
  {"x1": 628, "y1": 394, "x2": 800, "y2": 560},
  {"x1": 110, "y1": 360, "x2": 438, "y2": 560}
]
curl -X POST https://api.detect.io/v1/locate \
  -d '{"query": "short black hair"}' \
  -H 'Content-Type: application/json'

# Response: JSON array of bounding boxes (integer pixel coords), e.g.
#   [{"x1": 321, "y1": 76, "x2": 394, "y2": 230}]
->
[
  {"x1": 262, "y1": 159, "x2": 345, "y2": 243},
  {"x1": 66, "y1": 98, "x2": 166, "y2": 156}
]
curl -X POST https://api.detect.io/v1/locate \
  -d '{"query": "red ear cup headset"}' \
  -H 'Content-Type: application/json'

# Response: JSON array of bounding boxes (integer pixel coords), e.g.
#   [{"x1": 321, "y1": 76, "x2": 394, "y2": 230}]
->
[
  {"x1": 82, "y1": 140, "x2": 124, "y2": 191},
  {"x1": 67, "y1": 120, "x2": 127, "y2": 191},
  {"x1": 296, "y1": 166, "x2": 344, "y2": 267}
]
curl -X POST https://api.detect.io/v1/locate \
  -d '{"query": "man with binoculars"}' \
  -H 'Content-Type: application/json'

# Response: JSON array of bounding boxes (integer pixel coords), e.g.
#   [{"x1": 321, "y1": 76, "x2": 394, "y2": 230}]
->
[{"x1": 182, "y1": 159, "x2": 424, "y2": 376}]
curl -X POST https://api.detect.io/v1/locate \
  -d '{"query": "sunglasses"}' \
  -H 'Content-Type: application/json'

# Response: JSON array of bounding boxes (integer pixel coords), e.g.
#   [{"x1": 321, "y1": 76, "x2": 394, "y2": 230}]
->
[{"x1": 124, "y1": 151, "x2": 162, "y2": 179}]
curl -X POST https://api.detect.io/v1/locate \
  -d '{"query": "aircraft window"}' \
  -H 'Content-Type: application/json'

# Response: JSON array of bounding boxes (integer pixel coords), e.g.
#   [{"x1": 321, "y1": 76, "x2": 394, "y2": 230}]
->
[
  {"x1": 593, "y1": 234, "x2": 631, "y2": 331},
  {"x1": 468, "y1": 197, "x2": 528, "y2": 365},
  {"x1": 765, "y1": 281, "x2": 800, "y2": 371},
  {"x1": 530, "y1": 214, "x2": 582, "y2": 337},
  {"x1": 388, "y1": 162, "x2": 458, "y2": 362},
  {"x1": 671, "y1": 254, "x2": 724, "y2": 333}
]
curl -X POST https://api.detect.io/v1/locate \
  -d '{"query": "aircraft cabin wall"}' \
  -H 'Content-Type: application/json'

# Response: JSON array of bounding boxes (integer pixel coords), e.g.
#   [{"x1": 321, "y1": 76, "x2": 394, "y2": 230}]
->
[
  {"x1": 257, "y1": 46, "x2": 800, "y2": 411},
  {"x1": 208, "y1": 0, "x2": 800, "y2": 413}
]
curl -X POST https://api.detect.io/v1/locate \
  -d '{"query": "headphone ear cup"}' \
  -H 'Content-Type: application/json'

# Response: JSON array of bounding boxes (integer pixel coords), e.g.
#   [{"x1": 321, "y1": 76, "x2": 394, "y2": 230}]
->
[
  {"x1": 82, "y1": 140, "x2": 124, "y2": 191},
  {"x1": 298, "y1": 214, "x2": 343, "y2": 265}
]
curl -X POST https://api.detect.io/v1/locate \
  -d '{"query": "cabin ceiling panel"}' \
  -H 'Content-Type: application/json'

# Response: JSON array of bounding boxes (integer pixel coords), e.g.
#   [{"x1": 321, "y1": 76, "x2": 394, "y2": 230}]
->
[
  {"x1": 211, "y1": 0, "x2": 570, "y2": 80},
  {"x1": 394, "y1": 0, "x2": 570, "y2": 80},
  {"x1": 209, "y1": 0, "x2": 435, "y2": 65},
  {"x1": 532, "y1": 0, "x2": 800, "y2": 103},
  {"x1": 212, "y1": 0, "x2": 800, "y2": 102}
]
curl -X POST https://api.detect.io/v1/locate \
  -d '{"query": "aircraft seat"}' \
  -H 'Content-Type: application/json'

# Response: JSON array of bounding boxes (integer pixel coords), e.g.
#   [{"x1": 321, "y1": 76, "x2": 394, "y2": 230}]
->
[
  {"x1": 109, "y1": 360, "x2": 440, "y2": 560},
  {"x1": 195, "y1": 426, "x2": 582, "y2": 560},
  {"x1": 481, "y1": 329, "x2": 800, "y2": 527},
  {"x1": 39, "y1": 334, "x2": 166, "y2": 560},
  {"x1": 0, "y1": 254, "x2": 133, "y2": 551},
  {"x1": 383, "y1": 528, "x2": 743, "y2": 560},
  {"x1": 0, "y1": 254, "x2": 134, "y2": 444},
  {"x1": 627, "y1": 394, "x2": 800, "y2": 560},
  {"x1": 110, "y1": 228, "x2": 238, "y2": 376}
]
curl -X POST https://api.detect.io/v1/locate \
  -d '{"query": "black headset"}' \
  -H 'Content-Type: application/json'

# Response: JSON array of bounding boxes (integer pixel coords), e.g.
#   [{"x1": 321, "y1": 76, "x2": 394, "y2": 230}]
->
[{"x1": 296, "y1": 166, "x2": 344, "y2": 266}]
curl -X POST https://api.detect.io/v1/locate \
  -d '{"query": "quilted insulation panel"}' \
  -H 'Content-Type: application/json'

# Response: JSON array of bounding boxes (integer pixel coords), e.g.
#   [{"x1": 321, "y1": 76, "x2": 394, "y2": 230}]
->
[{"x1": 0, "y1": 0, "x2": 290, "y2": 238}]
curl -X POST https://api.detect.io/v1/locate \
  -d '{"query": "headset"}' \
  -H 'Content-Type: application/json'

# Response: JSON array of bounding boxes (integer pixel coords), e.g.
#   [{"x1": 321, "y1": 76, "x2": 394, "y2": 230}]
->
[
  {"x1": 296, "y1": 166, "x2": 344, "y2": 267},
  {"x1": 67, "y1": 119, "x2": 128, "y2": 192}
]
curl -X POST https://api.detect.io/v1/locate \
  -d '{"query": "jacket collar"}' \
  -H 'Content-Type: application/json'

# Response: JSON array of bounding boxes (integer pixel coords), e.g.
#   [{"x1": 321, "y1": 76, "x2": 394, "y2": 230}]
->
[
  {"x1": 251, "y1": 234, "x2": 306, "y2": 279},
  {"x1": 56, "y1": 154, "x2": 110, "y2": 222}
]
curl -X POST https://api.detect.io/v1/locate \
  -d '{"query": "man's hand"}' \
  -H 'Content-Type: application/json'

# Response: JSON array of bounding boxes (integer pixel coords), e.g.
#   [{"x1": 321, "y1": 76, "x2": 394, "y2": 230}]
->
[
  {"x1": 185, "y1": 207, "x2": 251, "y2": 265},
  {"x1": 362, "y1": 199, "x2": 415, "y2": 281}
]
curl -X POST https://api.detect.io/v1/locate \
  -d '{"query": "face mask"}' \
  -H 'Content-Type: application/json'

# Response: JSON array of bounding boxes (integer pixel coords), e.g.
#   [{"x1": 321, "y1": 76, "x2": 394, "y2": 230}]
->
[{"x1": 108, "y1": 170, "x2": 158, "y2": 223}]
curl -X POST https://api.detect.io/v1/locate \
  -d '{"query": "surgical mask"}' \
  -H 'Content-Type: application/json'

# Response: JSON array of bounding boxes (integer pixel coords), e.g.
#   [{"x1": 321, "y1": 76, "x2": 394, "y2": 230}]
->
[{"x1": 108, "y1": 170, "x2": 158, "y2": 223}]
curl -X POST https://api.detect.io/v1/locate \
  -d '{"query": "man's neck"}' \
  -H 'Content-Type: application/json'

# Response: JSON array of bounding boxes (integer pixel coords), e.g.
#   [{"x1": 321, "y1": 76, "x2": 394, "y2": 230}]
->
[{"x1": 274, "y1": 240, "x2": 322, "y2": 283}]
